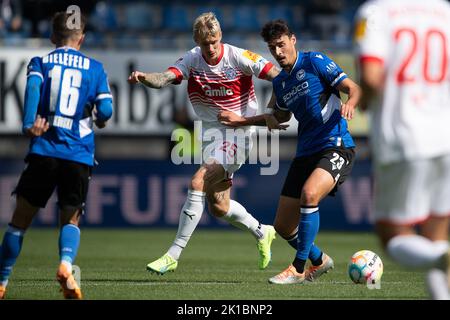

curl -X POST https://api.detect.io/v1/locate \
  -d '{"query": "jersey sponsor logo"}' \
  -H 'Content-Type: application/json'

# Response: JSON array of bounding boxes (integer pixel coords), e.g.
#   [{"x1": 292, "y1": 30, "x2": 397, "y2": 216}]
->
[
  {"x1": 282, "y1": 81, "x2": 309, "y2": 103},
  {"x1": 223, "y1": 68, "x2": 237, "y2": 80},
  {"x1": 202, "y1": 85, "x2": 234, "y2": 97},
  {"x1": 315, "y1": 54, "x2": 324, "y2": 59},
  {"x1": 354, "y1": 18, "x2": 367, "y2": 41},
  {"x1": 296, "y1": 69, "x2": 305, "y2": 81},
  {"x1": 243, "y1": 50, "x2": 262, "y2": 63},
  {"x1": 326, "y1": 62, "x2": 338, "y2": 74}
]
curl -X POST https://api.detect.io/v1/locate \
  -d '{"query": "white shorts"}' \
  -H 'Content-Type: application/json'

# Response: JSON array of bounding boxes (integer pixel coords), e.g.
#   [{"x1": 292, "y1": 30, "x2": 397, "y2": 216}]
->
[
  {"x1": 374, "y1": 155, "x2": 450, "y2": 225},
  {"x1": 201, "y1": 126, "x2": 254, "y2": 178}
]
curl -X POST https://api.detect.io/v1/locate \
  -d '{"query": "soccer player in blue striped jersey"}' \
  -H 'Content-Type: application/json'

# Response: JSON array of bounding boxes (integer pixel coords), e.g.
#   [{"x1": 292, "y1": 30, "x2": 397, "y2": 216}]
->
[
  {"x1": 260, "y1": 20, "x2": 361, "y2": 284},
  {"x1": 0, "y1": 11, "x2": 112, "y2": 299}
]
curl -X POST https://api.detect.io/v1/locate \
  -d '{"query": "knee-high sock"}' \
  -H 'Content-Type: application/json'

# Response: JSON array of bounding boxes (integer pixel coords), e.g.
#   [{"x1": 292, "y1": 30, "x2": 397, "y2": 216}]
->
[
  {"x1": 59, "y1": 224, "x2": 80, "y2": 268},
  {"x1": 221, "y1": 200, "x2": 264, "y2": 240},
  {"x1": 387, "y1": 235, "x2": 448, "y2": 269},
  {"x1": 168, "y1": 190, "x2": 206, "y2": 260},
  {"x1": 296, "y1": 206, "x2": 320, "y2": 261},
  {"x1": 0, "y1": 225, "x2": 25, "y2": 287}
]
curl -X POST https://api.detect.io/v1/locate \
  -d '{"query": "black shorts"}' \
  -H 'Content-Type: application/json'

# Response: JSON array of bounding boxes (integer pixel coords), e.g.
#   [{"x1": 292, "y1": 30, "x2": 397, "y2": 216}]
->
[
  {"x1": 13, "y1": 154, "x2": 92, "y2": 210},
  {"x1": 281, "y1": 147, "x2": 355, "y2": 198}
]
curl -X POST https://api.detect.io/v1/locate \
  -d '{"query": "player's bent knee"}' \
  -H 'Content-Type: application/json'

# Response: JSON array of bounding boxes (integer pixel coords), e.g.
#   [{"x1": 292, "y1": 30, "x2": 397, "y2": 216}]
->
[
  {"x1": 300, "y1": 188, "x2": 319, "y2": 206},
  {"x1": 213, "y1": 179, "x2": 232, "y2": 192}
]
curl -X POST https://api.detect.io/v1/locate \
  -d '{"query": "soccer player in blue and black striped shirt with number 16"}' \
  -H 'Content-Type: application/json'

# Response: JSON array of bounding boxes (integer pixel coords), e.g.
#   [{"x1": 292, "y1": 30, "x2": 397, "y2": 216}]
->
[{"x1": 0, "y1": 11, "x2": 113, "y2": 299}]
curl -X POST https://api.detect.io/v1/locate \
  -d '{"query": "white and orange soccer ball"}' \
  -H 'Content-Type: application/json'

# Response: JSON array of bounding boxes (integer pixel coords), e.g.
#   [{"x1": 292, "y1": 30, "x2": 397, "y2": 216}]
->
[{"x1": 348, "y1": 250, "x2": 383, "y2": 284}]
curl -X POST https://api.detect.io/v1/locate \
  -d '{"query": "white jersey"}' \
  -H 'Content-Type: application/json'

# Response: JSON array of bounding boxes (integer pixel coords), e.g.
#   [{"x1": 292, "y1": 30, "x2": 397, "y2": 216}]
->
[
  {"x1": 355, "y1": 0, "x2": 450, "y2": 164},
  {"x1": 168, "y1": 44, "x2": 273, "y2": 130}
]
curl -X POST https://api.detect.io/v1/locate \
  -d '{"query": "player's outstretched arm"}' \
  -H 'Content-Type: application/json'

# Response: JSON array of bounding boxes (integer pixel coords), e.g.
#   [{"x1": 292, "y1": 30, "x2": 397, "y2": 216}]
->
[
  {"x1": 218, "y1": 99, "x2": 290, "y2": 130},
  {"x1": 264, "y1": 65, "x2": 281, "y2": 81},
  {"x1": 128, "y1": 70, "x2": 176, "y2": 89},
  {"x1": 217, "y1": 90, "x2": 290, "y2": 128},
  {"x1": 264, "y1": 109, "x2": 290, "y2": 131},
  {"x1": 336, "y1": 78, "x2": 362, "y2": 120},
  {"x1": 218, "y1": 111, "x2": 266, "y2": 127},
  {"x1": 263, "y1": 91, "x2": 290, "y2": 131}
]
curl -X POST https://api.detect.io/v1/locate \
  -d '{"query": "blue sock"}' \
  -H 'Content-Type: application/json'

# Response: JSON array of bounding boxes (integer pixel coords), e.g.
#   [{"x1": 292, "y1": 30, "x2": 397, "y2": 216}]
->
[
  {"x1": 59, "y1": 224, "x2": 80, "y2": 264},
  {"x1": 0, "y1": 225, "x2": 25, "y2": 286},
  {"x1": 309, "y1": 243, "x2": 323, "y2": 265},
  {"x1": 286, "y1": 233, "x2": 322, "y2": 263},
  {"x1": 296, "y1": 206, "x2": 320, "y2": 262}
]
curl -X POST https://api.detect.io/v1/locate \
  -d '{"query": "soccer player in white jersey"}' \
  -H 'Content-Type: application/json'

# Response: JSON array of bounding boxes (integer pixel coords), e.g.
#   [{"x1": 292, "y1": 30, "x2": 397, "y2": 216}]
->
[
  {"x1": 128, "y1": 12, "x2": 281, "y2": 274},
  {"x1": 355, "y1": 0, "x2": 450, "y2": 299}
]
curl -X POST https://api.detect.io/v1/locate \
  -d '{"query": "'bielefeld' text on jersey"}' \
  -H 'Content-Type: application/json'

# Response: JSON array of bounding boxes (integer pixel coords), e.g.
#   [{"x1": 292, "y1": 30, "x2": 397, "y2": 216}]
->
[
  {"x1": 273, "y1": 52, "x2": 355, "y2": 157},
  {"x1": 26, "y1": 47, "x2": 112, "y2": 166},
  {"x1": 169, "y1": 44, "x2": 273, "y2": 129}
]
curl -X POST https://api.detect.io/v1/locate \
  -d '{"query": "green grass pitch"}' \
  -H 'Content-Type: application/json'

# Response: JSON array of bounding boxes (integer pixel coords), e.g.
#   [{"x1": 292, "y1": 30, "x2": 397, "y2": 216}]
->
[{"x1": 1, "y1": 228, "x2": 428, "y2": 300}]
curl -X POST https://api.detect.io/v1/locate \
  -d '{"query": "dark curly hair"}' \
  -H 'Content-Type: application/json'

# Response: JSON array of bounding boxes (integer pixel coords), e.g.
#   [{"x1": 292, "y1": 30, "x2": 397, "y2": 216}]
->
[{"x1": 260, "y1": 19, "x2": 293, "y2": 43}]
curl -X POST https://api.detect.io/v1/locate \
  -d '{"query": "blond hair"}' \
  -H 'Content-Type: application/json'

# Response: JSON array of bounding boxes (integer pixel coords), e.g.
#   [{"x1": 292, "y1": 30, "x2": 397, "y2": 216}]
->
[{"x1": 193, "y1": 12, "x2": 221, "y2": 42}]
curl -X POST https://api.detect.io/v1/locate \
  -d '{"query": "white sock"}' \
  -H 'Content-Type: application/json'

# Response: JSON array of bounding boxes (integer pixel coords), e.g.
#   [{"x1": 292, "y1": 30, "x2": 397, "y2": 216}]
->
[
  {"x1": 426, "y1": 241, "x2": 449, "y2": 300},
  {"x1": 168, "y1": 190, "x2": 205, "y2": 260},
  {"x1": 426, "y1": 269, "x2": 449, "y2": 300},
  {"x1": 387, "y1": 235, "x2": 448, "y2": 269},
  {"x1": 221, "y1": 200, "x2": 264, "y2": 240}
]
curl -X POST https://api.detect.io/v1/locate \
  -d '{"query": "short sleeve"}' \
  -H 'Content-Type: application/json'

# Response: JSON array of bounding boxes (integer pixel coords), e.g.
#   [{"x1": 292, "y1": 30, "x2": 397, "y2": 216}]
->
[
  {"x1": 169, "y1": 51, "x2": 193, "y2": 84},
  {"x1": 354, "y1": 0, "x2": 389, "y2": 64},
  {"x1": 310, "y1": 52, "x2": 347, "y2": 87},
  {"x1": 26, "y1": 57, "x2": 44, "y2": 81},
  {"x1": 234, "y1": 47, "x2": 274, "y2": 79},
  {"x1": 273, "y1": 81, "x2": 289, "y2": 111}
]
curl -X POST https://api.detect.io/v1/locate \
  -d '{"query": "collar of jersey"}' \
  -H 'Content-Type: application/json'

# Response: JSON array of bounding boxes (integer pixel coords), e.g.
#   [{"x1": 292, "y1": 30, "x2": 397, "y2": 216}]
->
[
  {"x1": 287, "y1": 52, "x2": 302, "y2": 75},
  {"x1": 54, "y1": 46, "x2": 79, "y2": 52}
]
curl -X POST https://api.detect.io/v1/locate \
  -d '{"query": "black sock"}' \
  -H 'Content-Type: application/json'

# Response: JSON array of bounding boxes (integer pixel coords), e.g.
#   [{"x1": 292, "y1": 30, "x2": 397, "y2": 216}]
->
[
  {"x1": 311, "y1": 252, "x2": 323, "y2": 266},
  {"x1": 285, "y1": 234, "x2": 298, "y2": 250},
  {"x1": 293, "y1": 257, "x2": 306, "y2": 273}
]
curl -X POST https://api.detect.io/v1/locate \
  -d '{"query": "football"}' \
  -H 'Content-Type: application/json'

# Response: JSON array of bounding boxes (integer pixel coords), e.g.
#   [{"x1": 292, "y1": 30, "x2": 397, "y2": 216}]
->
[{"x1": 348, "y1": 250, "x2": 383, "y2": 284}]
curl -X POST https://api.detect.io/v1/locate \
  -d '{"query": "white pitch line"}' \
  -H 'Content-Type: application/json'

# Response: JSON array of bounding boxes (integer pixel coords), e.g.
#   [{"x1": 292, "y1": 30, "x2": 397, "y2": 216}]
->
[
  {"x1": 10, "y1": 280, "x2": 404, "y2": 287},
  {"x1": 11, "y1": 281, "x2": 242, "y2": 287}
]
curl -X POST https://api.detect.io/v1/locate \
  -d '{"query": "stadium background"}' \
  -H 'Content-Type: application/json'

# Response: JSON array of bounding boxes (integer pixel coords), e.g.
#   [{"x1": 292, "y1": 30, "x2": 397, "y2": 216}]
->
[{"x1": 0, "y1": 0, "x2": 372, "y2": 230}]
